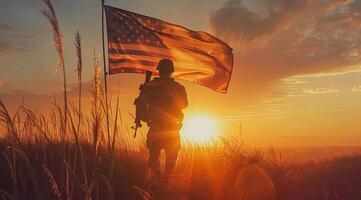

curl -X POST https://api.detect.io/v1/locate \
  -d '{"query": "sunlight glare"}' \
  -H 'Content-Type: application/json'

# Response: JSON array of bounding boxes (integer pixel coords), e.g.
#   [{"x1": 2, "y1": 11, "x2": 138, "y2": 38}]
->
[{"x1": 181, "y1": 115, "x2": 219, "y2": 143}]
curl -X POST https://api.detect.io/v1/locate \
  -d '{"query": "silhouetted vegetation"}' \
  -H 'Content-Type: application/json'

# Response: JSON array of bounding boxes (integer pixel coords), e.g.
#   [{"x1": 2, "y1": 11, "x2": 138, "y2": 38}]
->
[{"x1": 1, "y1": 104, "x2": 361, "y2": 200}]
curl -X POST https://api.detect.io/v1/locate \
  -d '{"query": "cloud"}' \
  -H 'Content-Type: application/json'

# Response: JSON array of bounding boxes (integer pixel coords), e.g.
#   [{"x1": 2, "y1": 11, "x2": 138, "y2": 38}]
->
[
  {"x1": 351, "y1": 85, "x2": 361, "y2": 92},
  {"x1": 0, "y1": 24, "x2": 37, "y2": 52},
  {"x1": 0, "y1": 87, "x2": 93, "y2": 114},
  {"x1": 0, "y1": 90, "x2": 54, "y2": 113},
  {"x1": 0, "y1": 40, "x2": 12, "y2": 52},
  {"x1": 302, "y1": 87, "x2": 339, "y2": 94},
  {"x1": 293, "y1": 66, "x2": 361, "y2": 78},
  {"x1": 222, "y1": 97, "x2": 292, "y2": 121},
  {"x1": 350, "y1": 0, "x2": 361, "y2": 12},
  {"x1": 0, "y1": 77, "x2": 133, "y2": 114},
  {"x1": 210, "y1": 0, "x2": 361, "y2": 105},
  {"x1": 0, "y1": 24, "x2": 20, "y2": 32},
  {"x1": 278, "y1": 135, "x2": 312, "y2": 140},
  {"x1": 66, "y1": 77, "x2": 131, "y2": 99},
  {"x1": 210, "y1": 0, "x2": 308, "y2": 44}
]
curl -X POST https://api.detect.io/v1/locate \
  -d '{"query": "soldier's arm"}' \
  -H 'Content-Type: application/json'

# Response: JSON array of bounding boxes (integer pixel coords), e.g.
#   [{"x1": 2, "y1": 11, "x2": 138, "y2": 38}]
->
[
  {"x1": 179, "y1": 85, "x2": 188, "y2": 109},
  {"x1": 136, "y1": 83, "x2": 152, "y2": 105}
]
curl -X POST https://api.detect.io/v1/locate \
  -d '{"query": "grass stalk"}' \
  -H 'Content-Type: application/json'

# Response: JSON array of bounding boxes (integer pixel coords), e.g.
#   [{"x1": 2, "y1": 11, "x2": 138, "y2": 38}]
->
[
  {"x1": 75, "y1": 31, "x2": 83, "y2": 135},
  {"x1": 41, "y1": 0, "x2": 67, "y2": 139},
  {"x1": 68, "y1": 111, "x2": 88, "y2": 188},
  {"x1": 92, "y1": 48, "x2": 102, "y2": 158}
]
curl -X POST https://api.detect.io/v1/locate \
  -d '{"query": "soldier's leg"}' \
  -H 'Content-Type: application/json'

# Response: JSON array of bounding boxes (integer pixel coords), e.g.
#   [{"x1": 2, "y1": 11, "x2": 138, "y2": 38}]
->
[
  {"x1": 165, "y1": 148, "x2": 178, "y2": 175},
  {"x1": 164, "y1": 138, "x2": 180, "y2": 176},
  {"x1": 148, "y1": 145, "x2": 161, "y2": 177},
  {"x1": 147, "y1": 128, "x2": 162, "y2": 177}
]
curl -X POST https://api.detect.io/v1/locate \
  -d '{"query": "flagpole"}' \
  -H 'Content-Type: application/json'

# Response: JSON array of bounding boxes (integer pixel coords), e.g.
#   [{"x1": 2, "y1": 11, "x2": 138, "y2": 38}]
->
[{"x1": 101, "y1": 0, "x2": 111, "y2": 153}]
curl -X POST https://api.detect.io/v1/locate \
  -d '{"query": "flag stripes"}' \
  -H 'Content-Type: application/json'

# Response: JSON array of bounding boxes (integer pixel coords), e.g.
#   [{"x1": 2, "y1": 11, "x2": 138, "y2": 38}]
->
[{"x1": 105, "y1": 5, "x2": 233, "y2": 93}]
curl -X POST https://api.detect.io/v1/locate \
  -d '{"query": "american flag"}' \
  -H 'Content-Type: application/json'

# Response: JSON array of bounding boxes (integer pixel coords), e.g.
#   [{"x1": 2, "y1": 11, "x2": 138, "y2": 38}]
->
[{"x1": 104, "y1": 5, "x2": 233, "y2": 93}]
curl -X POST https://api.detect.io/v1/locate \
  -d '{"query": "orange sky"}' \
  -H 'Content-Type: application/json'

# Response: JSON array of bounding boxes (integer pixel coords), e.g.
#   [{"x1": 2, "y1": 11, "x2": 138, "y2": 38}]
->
[{"x1": 0, "y1": 0, "x2": 361, "y2": 146}]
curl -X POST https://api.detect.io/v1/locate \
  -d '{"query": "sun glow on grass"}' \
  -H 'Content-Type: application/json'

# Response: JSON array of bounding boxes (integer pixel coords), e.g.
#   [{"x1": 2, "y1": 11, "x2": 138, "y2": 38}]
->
[{"x1": 181, "y1": 115, "x2": 219, "y2": 143}]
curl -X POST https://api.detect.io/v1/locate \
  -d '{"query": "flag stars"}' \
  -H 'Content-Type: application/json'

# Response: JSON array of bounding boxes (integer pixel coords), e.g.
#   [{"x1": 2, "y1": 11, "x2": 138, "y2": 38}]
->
[{"x1": 108, "y1": 11, "x2": 165, "y2": 48}]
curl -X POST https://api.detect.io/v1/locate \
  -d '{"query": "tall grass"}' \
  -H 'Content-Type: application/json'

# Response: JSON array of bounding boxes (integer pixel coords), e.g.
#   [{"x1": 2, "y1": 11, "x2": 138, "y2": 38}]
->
[
  {"x1": 1, "y1": 110, "x2": 361, "y2": 200},
  {"x1": 92, "y1": 48, "x2": 102, "y2": 159},
  {"x1": 41, "y1": 0, "x2": 67, "y2": 138},
  {"x1": 75, "y1": 31, "x2": 83, "y2": 135}
]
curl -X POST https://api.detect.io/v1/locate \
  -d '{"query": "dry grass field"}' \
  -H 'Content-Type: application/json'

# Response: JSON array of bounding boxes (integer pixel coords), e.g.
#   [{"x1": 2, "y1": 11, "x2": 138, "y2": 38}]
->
[{"x1": 1, "y1": 99, "x2": 361, "y2": 200}]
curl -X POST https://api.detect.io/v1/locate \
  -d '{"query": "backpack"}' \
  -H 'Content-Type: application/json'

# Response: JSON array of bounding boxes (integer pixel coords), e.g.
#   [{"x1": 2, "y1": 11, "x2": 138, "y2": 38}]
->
[{"x1": 141, "y1": 77, "x2": 187, "y2": 126}]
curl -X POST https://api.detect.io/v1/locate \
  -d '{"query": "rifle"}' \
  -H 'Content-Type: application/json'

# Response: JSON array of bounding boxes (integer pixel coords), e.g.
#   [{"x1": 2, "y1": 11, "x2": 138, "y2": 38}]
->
[{"x1": 132, "y1": 71, "x2": 152, "y2": 138}]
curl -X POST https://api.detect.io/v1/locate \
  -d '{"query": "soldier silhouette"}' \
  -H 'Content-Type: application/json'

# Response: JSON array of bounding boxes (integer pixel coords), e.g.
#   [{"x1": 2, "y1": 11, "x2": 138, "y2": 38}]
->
[{"x1": 135, "y1": 59, "x2": 188, "y2": 180}]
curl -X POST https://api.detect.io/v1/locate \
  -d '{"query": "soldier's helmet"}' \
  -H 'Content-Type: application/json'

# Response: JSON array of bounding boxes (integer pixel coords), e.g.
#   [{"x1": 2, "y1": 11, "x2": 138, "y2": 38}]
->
[{"x1": 157, "y1": 59, "x2": 174, "y2": 75}]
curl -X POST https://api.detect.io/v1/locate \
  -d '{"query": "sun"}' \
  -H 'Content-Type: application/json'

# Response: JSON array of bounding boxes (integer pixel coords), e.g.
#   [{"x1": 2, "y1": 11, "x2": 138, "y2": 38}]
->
[{"x1": 181, "y1": 115, "x2": 219, "y2": 143}]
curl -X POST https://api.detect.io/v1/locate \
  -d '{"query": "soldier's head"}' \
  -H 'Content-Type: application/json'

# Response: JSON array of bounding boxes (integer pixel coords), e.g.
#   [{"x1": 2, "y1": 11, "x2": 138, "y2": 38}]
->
[{"x1": 157, "y1": 59, "x2": 174, "y2": 77}]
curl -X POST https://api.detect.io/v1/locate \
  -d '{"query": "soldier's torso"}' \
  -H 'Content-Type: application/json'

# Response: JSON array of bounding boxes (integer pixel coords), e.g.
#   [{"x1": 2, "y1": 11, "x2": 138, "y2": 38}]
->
[{"x1": 145, "y1": 77, "x2": 184, "y2": 128}]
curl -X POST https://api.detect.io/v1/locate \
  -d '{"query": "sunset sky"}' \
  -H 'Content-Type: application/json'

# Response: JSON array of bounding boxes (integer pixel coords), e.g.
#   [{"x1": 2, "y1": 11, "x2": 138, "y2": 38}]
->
[{"x1": 1, "y1": 0, "x2": 361, "y2": 146}]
